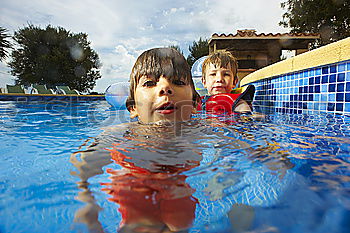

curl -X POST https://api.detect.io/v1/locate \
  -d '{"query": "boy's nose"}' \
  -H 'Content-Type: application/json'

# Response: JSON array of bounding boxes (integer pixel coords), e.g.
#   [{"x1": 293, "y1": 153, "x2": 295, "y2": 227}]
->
[
  {"x1": 215, "y1": 73, "x2": 224, "y2": 82},
  {"x1": 158, "y1": 78, "x2": 174, "y2": 96}
]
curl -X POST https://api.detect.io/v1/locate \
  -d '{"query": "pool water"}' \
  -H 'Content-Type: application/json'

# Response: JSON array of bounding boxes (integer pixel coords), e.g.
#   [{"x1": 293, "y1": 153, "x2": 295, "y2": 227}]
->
[{"x1": 0, "y1": 101, "x2": 349, "y2": 233}]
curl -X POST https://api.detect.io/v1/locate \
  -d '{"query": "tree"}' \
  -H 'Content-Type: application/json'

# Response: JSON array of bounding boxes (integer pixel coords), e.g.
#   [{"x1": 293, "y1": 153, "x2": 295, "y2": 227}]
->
[
  {"x1": 0, "y1": 26, "x2": 12, "y2": 61},
  {"x1": 280, "y1": 0, "x2": 350, "y2": 47},
  {"x1": 186, "y1": 37, "x2": 209, "y2": 68},
  {"x1": 8, "y1": 24, "x2": 101, "y2": 92},
  {"x1": 168, "y1": 45, "x2": 183, "y2": 55}
]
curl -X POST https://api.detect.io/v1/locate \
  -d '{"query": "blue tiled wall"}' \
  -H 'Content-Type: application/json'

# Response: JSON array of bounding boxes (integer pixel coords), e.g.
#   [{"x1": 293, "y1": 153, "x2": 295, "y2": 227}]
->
[{"x1": 251, "y1": 60, "x2": 350, "y2": 115}]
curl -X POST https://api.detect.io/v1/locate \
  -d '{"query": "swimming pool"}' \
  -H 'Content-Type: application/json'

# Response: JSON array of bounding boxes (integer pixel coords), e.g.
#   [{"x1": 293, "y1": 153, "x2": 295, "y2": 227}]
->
[{"x1": 1, "y1": 100, "x2": 349, "y2": 233}]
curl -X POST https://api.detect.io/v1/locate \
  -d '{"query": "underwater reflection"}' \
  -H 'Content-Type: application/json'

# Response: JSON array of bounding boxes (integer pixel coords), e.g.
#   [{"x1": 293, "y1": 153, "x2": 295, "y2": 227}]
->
[
  {"x1": 69, "y1": 114, "x2": 350, "y2": 233},
  {"x1": 71, "y1": 122, "x2": 204, "y2": 233}
]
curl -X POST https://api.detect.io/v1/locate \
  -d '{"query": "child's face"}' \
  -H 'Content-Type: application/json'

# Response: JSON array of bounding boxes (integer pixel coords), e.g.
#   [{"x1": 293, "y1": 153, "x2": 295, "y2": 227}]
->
[
  {"x1": 130, "y1": 75, "x2": 194, "y2": 124},
  {"x1": 203, "y1": 63, "x2": 237, "y2": 95}
]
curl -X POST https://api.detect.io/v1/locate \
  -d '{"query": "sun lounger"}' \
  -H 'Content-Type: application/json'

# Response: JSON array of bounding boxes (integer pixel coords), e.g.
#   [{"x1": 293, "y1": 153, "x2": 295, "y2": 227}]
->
[
  {"x1": 6, "y1": 85, "x2": 25, "y2": 94},
  {"x1": 56, "y1": 86, "x2": 80, "y2": 95},
  {"x1": 30, "y1": 84, "x2": 55, "y2": 94}
]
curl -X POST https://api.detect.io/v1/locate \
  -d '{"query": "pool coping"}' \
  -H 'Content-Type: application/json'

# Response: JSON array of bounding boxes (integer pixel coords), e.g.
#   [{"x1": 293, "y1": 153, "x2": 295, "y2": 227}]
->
[{"x1": 0, "y1": 93, "x2": 105, "y2": 101}]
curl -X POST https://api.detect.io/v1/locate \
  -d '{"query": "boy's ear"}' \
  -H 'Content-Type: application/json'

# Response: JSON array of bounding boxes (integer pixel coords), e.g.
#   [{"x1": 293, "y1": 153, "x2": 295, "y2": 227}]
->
[{"x1": 129, "y1": 106, "x2": 139, "y2": 118}]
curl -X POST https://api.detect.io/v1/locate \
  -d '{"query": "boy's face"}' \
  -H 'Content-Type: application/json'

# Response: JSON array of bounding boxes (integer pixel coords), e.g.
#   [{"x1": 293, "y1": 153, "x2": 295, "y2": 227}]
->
[
  {"x1": 130, "y1": 75, "x2": 194, "y2": 124},
  {"x1": 202, "y1": 63, "x2": 237, "y2": 95}
]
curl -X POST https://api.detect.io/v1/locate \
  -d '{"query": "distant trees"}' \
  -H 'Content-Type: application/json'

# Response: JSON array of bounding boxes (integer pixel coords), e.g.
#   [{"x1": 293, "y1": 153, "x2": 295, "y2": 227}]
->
[
  {"x1": 168, "y1": 45, "x2": 183, "y2": 55},
  {"x1": 8, "y1": 24, "x2": 101, "y2": 92},
  {"x1": 280, "y1": 0, "x2": 350, "y2": 47},
  {"x1": 186, "y1": 37, "x2": 209, "y2": 68},
  {"x1": 0, "y1": 27, "x2": 12, "y2": 61}
]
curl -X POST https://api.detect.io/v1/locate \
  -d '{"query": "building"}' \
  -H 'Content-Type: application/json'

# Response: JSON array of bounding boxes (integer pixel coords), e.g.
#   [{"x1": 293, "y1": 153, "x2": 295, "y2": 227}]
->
[{"x1": 208, "y1": 29, "x2": 320, "y2": 80}]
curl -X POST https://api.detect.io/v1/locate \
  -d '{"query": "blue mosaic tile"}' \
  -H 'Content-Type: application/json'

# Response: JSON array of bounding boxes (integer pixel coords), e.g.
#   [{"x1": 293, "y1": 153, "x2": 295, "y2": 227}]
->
[
  {"x1": 337, "y1": 83, "x2": 344, "y2": 92},
  {"x1": 338, "y1": 63, "x2": 346, "y2": 72},
  {"x1": 346, "y1": 82, "x2": 350, "y2": 91},
  {"x1": 309, "y1": 94, "x2": 313, "y2": 101},
  {"x1": 304, "y1": 86, "x2": 308, "y2": 93},
  {"x1": 314, "y1": 103, "x2": 319, "y2": 110},
  {"x1": 321, "y1": 84, "x2": 328, "y2": 92},
  {"x1": 346, "y1": 93, "x2": 350, "y2": 102},
  {"x1": 314, "y1": 94, "x2": 320, "y2": 101},
  {"x1": 337, "y1": 73, "x2": 345, "y2": 82},
  {"x1": 345, "y1": 103, "x2": 350, "y2": 112},
  {"x1": 309, "y1": 69, "x2": 315, "y2": 76},
  {"x1": 251, "y1": 60, "x2": 350, "y2": 115},
  {"x1": 322, "y1": 66, "x2": 329, "y2": 74},
  {"x1": 330, "y1": 65, "x2": 337, "y2": 73},
  {"x1": 309, "y1": 86, "x2": 314, "y2": 93},
  {"x1": 336, "y1": 93, "x2": 344, "y2": 102},
  {"x1": 316, "y1": 68, "x2": 322, "y2": 75},
  {"x1": 327, "y1": 103, "x2": 335, "y2": 111},
  {"x1": 329, "y1": 74, "x2": 336, "y2": 83},
  {"x1": 302, "y1": 71, "x2": 307, "y2": 77},
  {"x1": 346, "y1": 72, "x2": 350, "y2": 81},
  {"x1": 315, "y1": 85, "x2": 320, "y2": 93},
  {"x1": 307, "y1": 102, "x2": 313, "y2": 109},
  {"x1": 320, "y1": 103, "x2": 327, "y2": 110},
  {"x1": 303, "y1": 78, "x2": 308, "y2": 85},
  {"x1": 309, "y1": 77, "x2": 314, "y2": 85},
  {"x1": 322, "y1": 75, "x2": 328, "y2": 83},
  {"x1": 328, "y1": 84, "x2": 336, "y2": 92},
  {"x1": 315, "y1": 76, "x2": 321, "y2": 84},
  {"x1": 336, "y1": 103, "x2": 343, "y2": 111}
]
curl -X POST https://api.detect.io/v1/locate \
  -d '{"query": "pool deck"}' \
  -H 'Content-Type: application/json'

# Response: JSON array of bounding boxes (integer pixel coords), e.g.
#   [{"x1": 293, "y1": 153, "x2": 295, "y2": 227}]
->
[{"x1": 0, "y1": 93, "x2": 105, "y2": 101}]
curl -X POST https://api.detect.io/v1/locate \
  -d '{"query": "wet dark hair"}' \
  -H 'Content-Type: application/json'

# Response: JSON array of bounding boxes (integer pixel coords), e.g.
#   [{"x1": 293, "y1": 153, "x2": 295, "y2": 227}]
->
[
  {"x1": 202, "y1": 51, "x2": 238, "y2": 81},
  {"x1": 126, "y1": 48, "x2": 200, "y2": 111}
]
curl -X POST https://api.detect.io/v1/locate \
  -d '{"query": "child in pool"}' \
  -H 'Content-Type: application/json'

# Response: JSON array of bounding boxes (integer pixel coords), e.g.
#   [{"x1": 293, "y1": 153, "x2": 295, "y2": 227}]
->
[
  {"x1": 72, "y1": 48, "x2": 202, "y2": 233},
  {"x1": 201, "y1": 51, "x2": 254, "y2": 113},
  {"x1": 127, "y1": 47, "x2": 200, "y2": 124},
  {"x1": 105, "y1": 47, "x2": 201, "y2": 232}
]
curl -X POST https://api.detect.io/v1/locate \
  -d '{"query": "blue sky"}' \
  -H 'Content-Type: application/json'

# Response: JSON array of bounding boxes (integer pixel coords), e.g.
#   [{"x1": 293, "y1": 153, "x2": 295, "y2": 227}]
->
[{"x1": 0, "y1": 0, "x2": 287, "y2": 92}]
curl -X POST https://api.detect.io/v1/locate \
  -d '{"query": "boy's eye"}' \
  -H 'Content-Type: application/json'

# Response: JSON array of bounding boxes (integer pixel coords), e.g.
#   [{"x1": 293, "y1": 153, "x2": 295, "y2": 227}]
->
[
  {"x1": 209, "y1": 72, "x2": 216, "y2": 76},
  {"x1": 142, "y1": 80, "x2": 156, "y2": 87},
  {"x1": 173, "y1": 80, "x2": 186, "y2": 85},
  {"x1": 224, "y1": 72, "x2": 232, "y2": 76}
]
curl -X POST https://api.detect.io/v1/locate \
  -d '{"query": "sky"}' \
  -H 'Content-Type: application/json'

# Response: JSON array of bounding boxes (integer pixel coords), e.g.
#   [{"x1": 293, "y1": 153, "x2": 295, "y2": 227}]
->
[{"x1": 0, "y1": 0, "x2": 288, "y2": 93}]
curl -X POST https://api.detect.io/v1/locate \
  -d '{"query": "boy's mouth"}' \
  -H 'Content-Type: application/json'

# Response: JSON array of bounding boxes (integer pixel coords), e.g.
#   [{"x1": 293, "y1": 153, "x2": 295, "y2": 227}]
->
[{"x1": 155, "y1": 102, "x2": 176, "y2": 114}]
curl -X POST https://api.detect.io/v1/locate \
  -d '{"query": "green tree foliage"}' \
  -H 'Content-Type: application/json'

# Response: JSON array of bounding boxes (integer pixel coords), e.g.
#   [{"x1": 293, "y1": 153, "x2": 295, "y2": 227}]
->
[
  {"x1": 0, "y1": 27, "x2": 12, "y2": 61},
  {"x1": 186, "y1": 37, "x2": 209, "y2": 68},
  {"x1": 168, "y1": 45, "x2": 183, "y2": 55},
  {"x1": 280, "y1": 0, "x2": 350, "y2": 46},
  {"x1": 8, "y1": 24, "x2": 101, "y2": 92}
]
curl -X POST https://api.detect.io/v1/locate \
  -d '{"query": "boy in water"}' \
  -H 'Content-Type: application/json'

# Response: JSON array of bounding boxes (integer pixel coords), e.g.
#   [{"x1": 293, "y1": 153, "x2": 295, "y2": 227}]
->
[
  {"x1": 106, "y1": 48, "x2": 201, "y2": 232},
  {"x1": 126, "y1": 47, "x2": 200, "y2": 124},
  {"x1": 201, "y1": 51, "x2": 254, "y2": 113}
]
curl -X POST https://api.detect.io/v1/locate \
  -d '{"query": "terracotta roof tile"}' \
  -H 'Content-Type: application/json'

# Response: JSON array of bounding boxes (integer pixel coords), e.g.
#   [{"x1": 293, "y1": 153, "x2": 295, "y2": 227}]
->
[{"x1": 211, "y1": 30, "x2": 320, "y2": 39}]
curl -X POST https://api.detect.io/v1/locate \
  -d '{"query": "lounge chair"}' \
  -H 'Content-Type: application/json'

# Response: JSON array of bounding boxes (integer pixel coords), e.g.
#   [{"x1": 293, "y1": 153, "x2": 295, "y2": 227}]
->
[
  {"x1": 30, "y1": 84, "x2": 55, "y2": 94},
  {"x1": 56, "y1": 86, "x2": 80, "y2": 95},
  {"x1": 6, "y1": 84, "x2": 25, "y2": 94}
]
